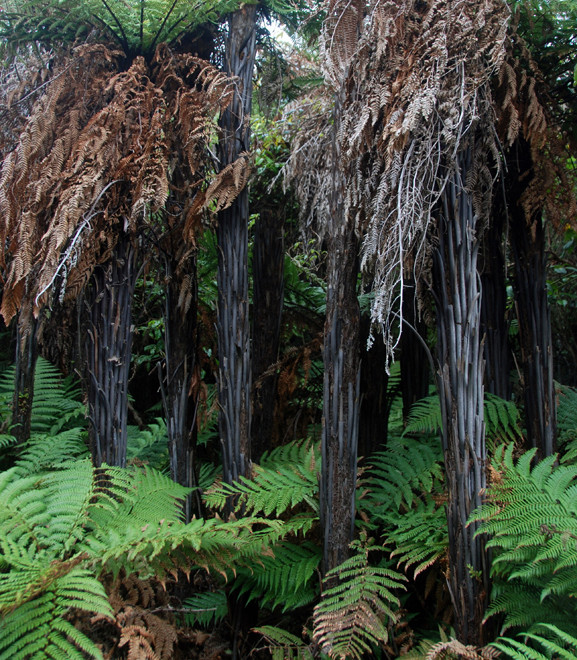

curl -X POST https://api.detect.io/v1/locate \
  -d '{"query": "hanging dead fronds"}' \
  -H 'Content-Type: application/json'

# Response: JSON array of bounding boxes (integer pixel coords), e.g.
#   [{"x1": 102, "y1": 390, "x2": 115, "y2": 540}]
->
[
  {"x1": 286, "y1": 0, "x2": 510, "y2": 363},
  {"x1": 0, "y1": 43, "x2": 244, "y2": 327}
]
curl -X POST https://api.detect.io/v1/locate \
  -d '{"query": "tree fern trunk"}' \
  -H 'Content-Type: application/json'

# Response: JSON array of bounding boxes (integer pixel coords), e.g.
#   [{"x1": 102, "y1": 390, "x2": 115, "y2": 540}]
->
[
  {"x1": 85, "y1": 233, "x2": 137, "y2": 467},
  {"x1": 217, "y1": 4, "x2": 257, "y2": 484},
  {"x1": 508, "y1": 139, "x2": 556, "y2": 457},
  {"x1": 12, "y1": 317, "x2": 38, "y2": 443},
  {"x1": 320, "y1": 92, "x2": 361, "y2": 575},
  {"x1": 160, "y1": 251, "x2": 200, "y2": 521},
  {"x1": 433, "y1": 147, "x2": 489, "y2": 646},
  {"x1": 251, "y1": 207, "x2": 284, "y2": 463}
]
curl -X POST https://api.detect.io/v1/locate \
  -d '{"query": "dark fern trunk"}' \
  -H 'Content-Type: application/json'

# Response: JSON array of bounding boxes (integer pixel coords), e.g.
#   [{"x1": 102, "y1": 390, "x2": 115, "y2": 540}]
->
[
  {"x1": 508, "y1": 139, "x2": 556, "y2": 457},
  {"x1": 85, "y1": 233, "x2": 137, "y2": 467},
  {"x1": 320, "y1": 92, "x2": 361, "y2": 575},
  {"x1": 433, "y1": 147, "x2": 489, "y2": 646},
  {"x1": 12, "y1": 317, "x2": 38, "y2": 444},
  {"x1": 217, "y1": 4, "x2": 258, "y2": 484},
  {"x1": 251, "y1": 207, "x2": 284, "y2": 463},
  {"x1": 159, "y1": 251, "x2": 200, "y2": 521}
]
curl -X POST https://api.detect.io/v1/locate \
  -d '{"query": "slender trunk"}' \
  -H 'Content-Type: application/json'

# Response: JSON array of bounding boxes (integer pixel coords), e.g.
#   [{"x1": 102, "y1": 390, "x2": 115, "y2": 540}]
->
[
  {"x1": 508, "y1": 139, "x2": 556, "y2": 457},
  {"x1": 433, "y1": 147, "x2": 489, "y2": 646},
  {"x1": 251, "y1": 207, "x2": 284, "y2": 463},
  {"x1": 320, "y1": 91, "x2": 361, "y2": 575},
  {"x1": 85, "y1": 233, "x2": 137, "y2": 467},
  {"x1": 12, "y1": 317, "x2": 38, "y2": 443},
  {"x1": 217, "y1": 4, "x2": 258, "y2": 484},
  {"x1": 480, "y1": 205, "x2": 511, "y2": 399},
  {"x1": 159, "y1": 251, "x2": 200, "y2": 521}
]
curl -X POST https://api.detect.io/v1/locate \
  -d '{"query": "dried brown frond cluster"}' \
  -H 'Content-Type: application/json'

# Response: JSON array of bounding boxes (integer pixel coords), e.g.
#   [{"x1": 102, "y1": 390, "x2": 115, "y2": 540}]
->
[
  {"x1": 286, "y1": 0, "x2": 511, "y2": 361},
  {"x1": 0, "y1": 43, "x2": 245, "y2": 328}
]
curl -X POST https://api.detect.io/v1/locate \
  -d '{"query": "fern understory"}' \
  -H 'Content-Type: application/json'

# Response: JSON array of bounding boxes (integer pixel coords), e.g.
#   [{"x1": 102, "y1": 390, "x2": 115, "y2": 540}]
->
[{"x1": 2, "y1": 354, "x2": 577, "y2": 658}]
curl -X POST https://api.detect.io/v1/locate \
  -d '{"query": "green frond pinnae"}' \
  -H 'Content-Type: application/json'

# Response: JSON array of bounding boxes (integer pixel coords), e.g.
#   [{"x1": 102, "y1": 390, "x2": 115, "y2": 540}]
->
[
  {"x1": 254, "y1": 625, "x2": 315, "y2": 660},
  {"x1": 491, "y1": 623, "x2": 577, "y2": 660},
  {"x1": 0, "y1": 0, "x2": 242, "y2": 58},
  {"x1": 204, "y1": 439, "x2": 320, "y2": 517},
  {"x1": 313, "y1": 535, "x2": 406, "y2": 660}
]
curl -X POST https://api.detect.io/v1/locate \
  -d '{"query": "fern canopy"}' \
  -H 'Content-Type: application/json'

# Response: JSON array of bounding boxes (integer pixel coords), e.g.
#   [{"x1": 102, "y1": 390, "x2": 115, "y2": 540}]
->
[{"x1": 0, "y1": 0, "x2": 241, "y2": 57}]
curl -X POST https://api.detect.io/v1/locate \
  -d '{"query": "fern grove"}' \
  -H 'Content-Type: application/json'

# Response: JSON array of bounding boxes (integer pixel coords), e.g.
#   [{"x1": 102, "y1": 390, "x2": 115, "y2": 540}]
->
[{"x1": 1, "y1": 0, "x2": 577, "y2": 657}]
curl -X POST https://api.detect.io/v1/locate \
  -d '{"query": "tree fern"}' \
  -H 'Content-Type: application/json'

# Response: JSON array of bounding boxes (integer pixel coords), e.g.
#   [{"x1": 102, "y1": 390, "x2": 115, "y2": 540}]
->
[
  {"x1": 0, "y1": 450, "x2": 304, "y2": 658},
  {"x1": 204, "y1": 439, "x2": 320, "y2": 517},
  {"x1": 184, "y1": 589, "x2": 228, "y2": 628},
  {"x1": 471, "y1": 444, "x2": 577, "y2": 635},
  {"x1": 404, "y1": 393, "x2": 521, "y2": 445},
  {"x1": 254, "y1": 625, "x2": 316, "y2": 660},
  {"x1": 0, "y1": 0, "x2": 240, "y2": 58},
  {"x1": 312, "y1": 535, "x2": 406, "y2": 659},
  {"x1": 557, "y1": 384, "x2": 577, "y2": 462},
  {"x1": 491, "y1": 624, "x2": 577, "y2": 659},
  {"x1": 233, "y1": 540, "x2": 321, "y2": 612},
  {"x1": 0, "y1": 357, "x2": 85, "y2": 438}
]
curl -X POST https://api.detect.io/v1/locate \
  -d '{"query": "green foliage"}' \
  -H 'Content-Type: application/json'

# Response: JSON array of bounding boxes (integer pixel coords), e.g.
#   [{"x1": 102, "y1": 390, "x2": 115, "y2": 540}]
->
[
  {"x1": 233, "y1": 540, "x2": 321, "y2": 612},
  {"x1": 0, "y1": 442, "x2": 304, "y2": 658},
  {"x1": 471, "y1": 445, "x2": 577, "y2": 635},
  {"x1": 254, "y1": 624, "x2": 316, "y2": 660},
  {"x1": 362, "y1": 435, "x2": 447, "y2": 576},
  {"x1": 491, "y1": 623, "x2": 577, "y2": 660},
  {"x1": 204, "y1": 439, "x2": 320, "y2": 517},
  {"x1": 312, "y1": 535, "x2": 406, "y2": 660},
  {"x1": 404, "y1": 393, "x2": 521, "y2": 445},
  {"x1": 0, "y1": 356, "x2": 85, "y2": 438},
  {"x1": 557, "y1": 384, "x2": 577, "y2": 461},
  {"x1": 126, "y1": 417, "x2": 169, "y2": 470},
  {"x1": 0, "y1": 0, "x2": 240, "y2": 58},
  {"x1": 184, "y1": 589, "x2": 228, "y2": 628}
]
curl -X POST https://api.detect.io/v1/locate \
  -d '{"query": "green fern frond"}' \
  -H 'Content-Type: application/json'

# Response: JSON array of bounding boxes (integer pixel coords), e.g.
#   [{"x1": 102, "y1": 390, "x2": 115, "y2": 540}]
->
[
  {"x1": 254, "y1": 625, "x2": 315, "y2": 660},
  {"x1": 363, "y1": 435, "x2": 444, "y2": 517},
  {"x1": 472, "y1": 444, "x2": 577, "y2": 635},
  {"x1": 204, "y1": 439, "x2": 320, "y2": 516},
  {"x1": 387, "y1": 500, "x2": 447, "y2": 576},
  {"x1": 234, "y1": 540, "x2": 321, "y2": 612},
  {"x1": 491, "y1": 623, "x2": 577, "y2": 660},
  {"x1": 15, "y1": 428, "x2": 89, "y2": 475},
  {"x1": 404, "y1": 394, "x2": 521, "y2": 444},
  {"x1": 184, "y1": 589, "x2": 228, "y2": 628},
  {"x1": 126, "y1": 418, "x2": 169, "y2": 471},
  {"x1": 558, "y1": 384, "x2": 577, "y2": 462},
  {"x1": 0, "y1": 357, "x2": 86, "y2": 438},
  {"x1": 313, "y1": 536, "x2": 406, "y2": 660}
]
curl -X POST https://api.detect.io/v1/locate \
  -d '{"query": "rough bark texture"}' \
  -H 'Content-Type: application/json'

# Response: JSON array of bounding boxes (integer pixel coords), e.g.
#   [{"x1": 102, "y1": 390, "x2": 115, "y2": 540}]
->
[
  {"x1": 251, "y1": 207, "x2": 284, "y2": 463},
  {"x1": 480, "y1": 205, "x2": 511, "y2": 400},
  {"x1": 85, "y1": 234, "x2": 137, "y2": 467},
  {"x1": 433, "y1": 148, "x2": 489, "y2": 646},
  {"x1": 217, "y1": 4, "x2": 257, "y2": 484},
  {"x1": 320, "y1": 91, "x2": 361, "y2": 575},
  {"x1": 508, "y1": 140, "x2": 556, "y2": 457},
  {"x1": 12, "y1": 318, "x2": 38, "y2": 444},
  {"x1": 159, "y1": 253, "x2": 199, "y2": 521}
]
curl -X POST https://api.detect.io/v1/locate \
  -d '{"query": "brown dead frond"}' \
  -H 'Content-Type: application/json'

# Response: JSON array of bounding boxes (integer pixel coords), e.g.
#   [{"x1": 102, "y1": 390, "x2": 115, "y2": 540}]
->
[{"x1": 0, "y1": 43, "x2": 241, "y2": 329}]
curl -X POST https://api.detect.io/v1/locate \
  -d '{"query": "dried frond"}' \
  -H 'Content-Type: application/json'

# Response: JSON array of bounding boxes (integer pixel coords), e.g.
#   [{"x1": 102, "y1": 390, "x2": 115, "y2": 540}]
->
[
  {"x1": 426, "y1": 638, "x2": 500, "y2": 659},
  {"x1": 0, "y1": 42, "x2": 238, "y2": 328}
]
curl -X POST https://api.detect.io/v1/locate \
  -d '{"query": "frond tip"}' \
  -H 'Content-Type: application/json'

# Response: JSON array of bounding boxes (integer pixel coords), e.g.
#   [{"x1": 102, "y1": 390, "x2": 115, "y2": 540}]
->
[{"x1": 313, "y1": 536, "x2": 406, "y2": 659}]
